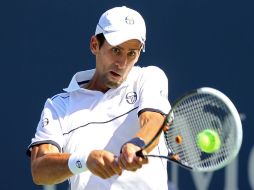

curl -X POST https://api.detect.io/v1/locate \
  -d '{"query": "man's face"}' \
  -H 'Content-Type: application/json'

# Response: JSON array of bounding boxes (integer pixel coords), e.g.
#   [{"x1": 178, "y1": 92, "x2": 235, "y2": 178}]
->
[{"x1": 90, "y1": 36, "x2": 142, "y2": 92}]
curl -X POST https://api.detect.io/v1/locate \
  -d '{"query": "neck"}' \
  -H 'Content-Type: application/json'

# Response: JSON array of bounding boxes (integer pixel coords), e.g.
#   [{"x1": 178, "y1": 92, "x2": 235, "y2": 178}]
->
[{"x1": 83, "y1": 80, "x2": 109, "y2": 93}]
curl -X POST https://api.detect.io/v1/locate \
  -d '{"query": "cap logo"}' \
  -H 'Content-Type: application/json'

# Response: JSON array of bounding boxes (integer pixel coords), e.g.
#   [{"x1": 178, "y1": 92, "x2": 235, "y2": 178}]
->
[{"x1": 125, "y1": 16, "x2": 134, "y2": 25}]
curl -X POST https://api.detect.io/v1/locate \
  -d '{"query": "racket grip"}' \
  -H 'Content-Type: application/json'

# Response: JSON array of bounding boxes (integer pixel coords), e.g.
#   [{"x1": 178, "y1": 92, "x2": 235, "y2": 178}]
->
[{"x1": 136, "y1": 149, "x2": 145, "y2": 158}]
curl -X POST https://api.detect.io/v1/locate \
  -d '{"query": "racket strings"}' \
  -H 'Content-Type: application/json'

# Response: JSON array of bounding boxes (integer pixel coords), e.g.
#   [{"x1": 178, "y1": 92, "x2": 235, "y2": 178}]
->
[{"x1": 164, "y1": 93, "x2": 238, "y2": 171}]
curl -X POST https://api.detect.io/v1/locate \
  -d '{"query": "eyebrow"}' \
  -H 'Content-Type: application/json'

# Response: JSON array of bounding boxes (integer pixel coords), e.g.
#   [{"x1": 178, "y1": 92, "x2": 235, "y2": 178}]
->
[{"x1": 115, "y1": 45, "x2": 142, "y2": 51}]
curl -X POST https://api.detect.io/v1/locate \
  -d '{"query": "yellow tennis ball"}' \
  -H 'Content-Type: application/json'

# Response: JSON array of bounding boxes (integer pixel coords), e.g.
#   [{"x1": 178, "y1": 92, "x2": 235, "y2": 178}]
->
[{"x1": 197, "y1": 129, "x2": 221, "y2": 153}]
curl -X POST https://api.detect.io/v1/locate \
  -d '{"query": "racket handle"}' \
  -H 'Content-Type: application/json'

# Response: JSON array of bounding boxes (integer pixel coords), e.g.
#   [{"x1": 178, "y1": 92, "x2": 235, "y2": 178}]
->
[{"x1": 136, "y1": 149, "x2": 146, "y2": 158}]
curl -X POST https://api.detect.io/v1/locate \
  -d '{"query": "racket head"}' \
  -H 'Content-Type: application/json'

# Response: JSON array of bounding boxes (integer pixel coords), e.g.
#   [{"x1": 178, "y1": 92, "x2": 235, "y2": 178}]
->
[{"x1": 164, "y1": 87, "x2": 243, "y2": 172}]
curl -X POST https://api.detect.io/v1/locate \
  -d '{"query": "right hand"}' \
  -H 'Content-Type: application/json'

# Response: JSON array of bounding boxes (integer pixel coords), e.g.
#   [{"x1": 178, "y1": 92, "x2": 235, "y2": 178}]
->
[
  {"x1": 119, "y1": 143, "x2": 148, "y2": 172},
  {"x1": 86, "y1": 150, "x2": 122, "y2": 179}
]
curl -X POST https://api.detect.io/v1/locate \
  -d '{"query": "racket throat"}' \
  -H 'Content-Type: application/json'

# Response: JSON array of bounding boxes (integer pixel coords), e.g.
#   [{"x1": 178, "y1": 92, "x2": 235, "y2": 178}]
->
[{"x1": 146, "y1": 153, "x2": 193, "y2": 171}]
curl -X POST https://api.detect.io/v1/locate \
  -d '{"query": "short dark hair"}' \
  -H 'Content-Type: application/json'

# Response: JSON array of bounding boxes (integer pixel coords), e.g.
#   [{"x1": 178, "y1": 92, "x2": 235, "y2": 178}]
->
[{"x1": 96, "y1": 33, "x2": 106, "y2": 48}]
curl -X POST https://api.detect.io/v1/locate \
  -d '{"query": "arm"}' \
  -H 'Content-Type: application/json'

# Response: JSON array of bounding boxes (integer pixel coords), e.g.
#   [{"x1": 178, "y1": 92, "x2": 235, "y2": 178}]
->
[
  {"x1": 30, "y1": 144, "x2": 122, "y2": 185},
  {"x1": 31, "y1": 144, "x2": 72, "y2": 185},
  {"x1": 136, "y1": 111, "x2": 165, "y2": 152},
  {"x1": 119, "y1": 111, "x2": 165, "y2": 171}
]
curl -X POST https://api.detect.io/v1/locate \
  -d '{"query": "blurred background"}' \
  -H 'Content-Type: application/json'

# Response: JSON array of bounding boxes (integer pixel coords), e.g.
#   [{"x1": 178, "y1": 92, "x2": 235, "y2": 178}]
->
[{"x1": 1, "y1": 0, "x2": 253, "y2": 189}]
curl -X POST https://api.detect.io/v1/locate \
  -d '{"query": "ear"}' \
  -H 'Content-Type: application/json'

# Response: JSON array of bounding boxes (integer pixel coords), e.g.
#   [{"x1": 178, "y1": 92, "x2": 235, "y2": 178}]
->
[{"x1": 90, "y1": 36, "x2": 99, "y2": 55}]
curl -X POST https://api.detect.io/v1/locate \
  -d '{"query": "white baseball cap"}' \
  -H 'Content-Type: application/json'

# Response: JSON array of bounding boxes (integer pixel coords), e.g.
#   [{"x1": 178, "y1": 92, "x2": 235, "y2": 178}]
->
[{"x1": 95, "y1": 6, "x2": 146, "y2": 51}]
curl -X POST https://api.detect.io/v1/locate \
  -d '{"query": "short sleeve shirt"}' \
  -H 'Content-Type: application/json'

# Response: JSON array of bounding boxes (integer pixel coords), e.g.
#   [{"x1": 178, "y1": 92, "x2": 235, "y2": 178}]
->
[{"x1": 27, "y1": 66, "x2": 171, "y2": 190}]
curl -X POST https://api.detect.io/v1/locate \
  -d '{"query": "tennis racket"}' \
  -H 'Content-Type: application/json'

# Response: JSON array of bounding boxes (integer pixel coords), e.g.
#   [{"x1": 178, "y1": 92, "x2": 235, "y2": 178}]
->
[{"x1": 136, "y1": 87, "x2": 243, "y2": 172}]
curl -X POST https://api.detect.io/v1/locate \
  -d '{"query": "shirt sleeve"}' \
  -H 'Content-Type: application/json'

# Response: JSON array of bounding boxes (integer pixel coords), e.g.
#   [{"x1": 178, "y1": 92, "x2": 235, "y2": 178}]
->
[
  {"x1": 26, "y1": 97, "x2": 66, "y2": 156},
  {"x1": 137, "y1": 66, "x2": 171, "y2": 116}
]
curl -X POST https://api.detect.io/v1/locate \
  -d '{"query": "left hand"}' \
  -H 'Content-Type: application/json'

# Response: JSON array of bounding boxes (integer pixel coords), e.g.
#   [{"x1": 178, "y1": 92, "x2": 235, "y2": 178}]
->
[{"x1": 118, "y1": 143, "x2": 148, "y2": 172}]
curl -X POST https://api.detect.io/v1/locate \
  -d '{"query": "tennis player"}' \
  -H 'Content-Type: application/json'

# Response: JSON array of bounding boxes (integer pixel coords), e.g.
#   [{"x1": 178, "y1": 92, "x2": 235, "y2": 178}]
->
[{"x1": 27, "y1": 6, "x2": 171, "y2": 190}]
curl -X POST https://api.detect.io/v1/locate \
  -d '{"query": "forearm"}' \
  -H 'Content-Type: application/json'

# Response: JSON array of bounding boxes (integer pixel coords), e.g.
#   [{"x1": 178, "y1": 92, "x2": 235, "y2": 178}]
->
[
  {"x1": 136, "y1": 111, "x2": 165, "y2": 152},
  {"x1": 31, "y1": 153, "x2": 72, "y2": 185},
  {"x1": 118, "y1": 111, "x2": 163, "y2": 171}
]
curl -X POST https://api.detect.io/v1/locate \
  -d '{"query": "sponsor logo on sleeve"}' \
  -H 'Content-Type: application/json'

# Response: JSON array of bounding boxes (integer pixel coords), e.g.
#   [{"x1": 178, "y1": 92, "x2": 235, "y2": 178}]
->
[{"x1": 42, "y1": 118, "x2": 49, "y2": 127}]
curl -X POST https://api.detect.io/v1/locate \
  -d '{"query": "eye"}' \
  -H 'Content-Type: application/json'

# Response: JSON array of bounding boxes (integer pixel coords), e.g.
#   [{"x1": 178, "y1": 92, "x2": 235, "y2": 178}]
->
[
  {"x1": 112, "y1": 47, "x2": 120, "y2": 55},
  {"x1": 127, "y1": 50, "x2": 137, "y2": 57}
]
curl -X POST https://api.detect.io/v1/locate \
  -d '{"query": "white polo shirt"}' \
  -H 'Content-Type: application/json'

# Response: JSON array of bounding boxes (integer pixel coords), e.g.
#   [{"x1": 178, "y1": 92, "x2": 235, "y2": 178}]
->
[{"x1": 27, "y1": 66, "x2": 171, "y2": 190}]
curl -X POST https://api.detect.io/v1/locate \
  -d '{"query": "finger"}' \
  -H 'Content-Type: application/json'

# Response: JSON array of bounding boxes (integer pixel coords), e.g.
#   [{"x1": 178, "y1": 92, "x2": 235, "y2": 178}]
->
[
  {"x1": 111, "y1": 156, "x2": 122, "y2": 175},
  {"x1": 92, "y1": 160, "x2": 116, "y2": 179},
  {"x1": 133, "y1": 156, "x2": 144, "y2": 168},
  {"x1": 103, "y1": 166, "x2": 116, "y2": 178},
  {"x1": 119, "y1": 157, "x2": 138, "y2": 172},
  {"x1": 140, "y1": 150, "x2": 149, "y2": 164},
  {"x1": 135, "y1": 150, "x2": 148, "y2": 163},
  {"x1": 120, "y1": 154, "x2": 142, "y2": 171},
  {"x1": 119, "y1": 153, "x2": 128, "y2": 169},
  {"x1": 138, "y1": 156, "x2": 148, "y2": 165},
  {"x1": 92, "y1": 166, "x2": 110, "y2": 179},
  {"x1": 101, "y1": 155, "x2": 123, "y2": 177}
]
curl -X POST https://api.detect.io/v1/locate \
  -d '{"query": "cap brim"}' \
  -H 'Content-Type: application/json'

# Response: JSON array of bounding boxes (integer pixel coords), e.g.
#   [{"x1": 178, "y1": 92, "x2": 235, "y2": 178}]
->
[{"x1": 104, "y1": 30, "x2": 145, "y2": 46}]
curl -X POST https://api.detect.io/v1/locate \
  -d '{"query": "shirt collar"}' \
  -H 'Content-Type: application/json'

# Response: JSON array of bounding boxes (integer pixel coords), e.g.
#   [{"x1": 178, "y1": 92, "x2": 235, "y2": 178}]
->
[
  {"x1": 63, "y1": 66, "x2": 139, "y2": 93},
  {"x1": 63, "y1": 69, "x2": 95, "y2": 92}
]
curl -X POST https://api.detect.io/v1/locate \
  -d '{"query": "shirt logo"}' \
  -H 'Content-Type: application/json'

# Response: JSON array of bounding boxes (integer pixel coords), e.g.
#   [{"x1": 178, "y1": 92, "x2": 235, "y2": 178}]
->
[
  {"x1": 126, "y1": 92, "x2": 137, "y2": 104},
  {"x1": 160, "y1": 90, "x2": 168, "y2": 98},
  {"x1": 125, "y1": 16, "x2": 135, "y2": 25},
  {"x1": 42, "y1": 118, "x2": 49, "y2": 127}
]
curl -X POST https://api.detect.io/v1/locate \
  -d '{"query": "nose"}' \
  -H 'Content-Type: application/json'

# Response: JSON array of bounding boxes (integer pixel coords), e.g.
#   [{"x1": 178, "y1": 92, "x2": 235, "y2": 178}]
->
[{"x1": 115, "y1": 55, "x2": 128, "y2": 68}]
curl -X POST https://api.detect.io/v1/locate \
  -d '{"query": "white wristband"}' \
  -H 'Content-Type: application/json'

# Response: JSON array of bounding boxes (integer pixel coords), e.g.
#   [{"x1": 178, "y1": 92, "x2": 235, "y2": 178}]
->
[{"x1": 68, "y1": 153, "x2": 88, "y2": 175}]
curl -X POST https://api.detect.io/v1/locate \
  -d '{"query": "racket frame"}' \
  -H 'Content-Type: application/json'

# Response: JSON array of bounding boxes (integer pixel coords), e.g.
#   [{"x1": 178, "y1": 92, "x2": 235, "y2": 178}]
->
[{"x1": 136, "y1": 87, "x2": 243, "y2": 172}]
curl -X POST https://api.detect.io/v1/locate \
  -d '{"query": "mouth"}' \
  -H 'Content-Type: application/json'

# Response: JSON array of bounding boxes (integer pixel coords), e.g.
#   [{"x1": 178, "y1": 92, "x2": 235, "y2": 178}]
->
[{"x1": 110, "y1": 71, "x2": 121, "y2": 77}]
